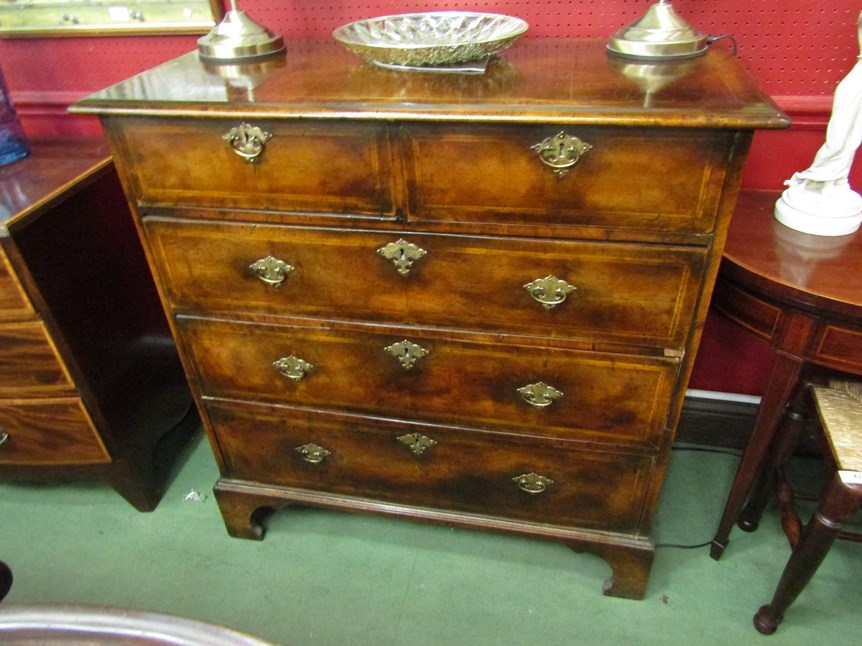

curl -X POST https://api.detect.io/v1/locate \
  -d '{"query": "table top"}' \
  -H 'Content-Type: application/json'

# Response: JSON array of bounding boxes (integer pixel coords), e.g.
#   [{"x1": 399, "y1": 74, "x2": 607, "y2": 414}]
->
[
  {"x1": 0, "y1": 137, "x2": 110, "y2": 231},
  {"x1": 723, "y1": 189, "x2": 862, "y2": 321}
]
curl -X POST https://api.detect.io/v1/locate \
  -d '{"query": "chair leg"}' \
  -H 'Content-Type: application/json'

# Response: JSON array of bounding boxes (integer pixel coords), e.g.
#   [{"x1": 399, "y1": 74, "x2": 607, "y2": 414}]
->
[
  {"x1": 753, "y1": 473, "x2": 862, "y2": 635},
  {"x1": 0, "y1": 560, "x2": 11, "y2": 602}
]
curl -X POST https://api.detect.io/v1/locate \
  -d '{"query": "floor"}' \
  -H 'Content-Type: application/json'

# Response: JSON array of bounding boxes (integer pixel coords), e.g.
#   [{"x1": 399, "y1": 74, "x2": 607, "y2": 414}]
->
[{"x1": 1, "y1": 433, "x2": 859, "y2": 645}]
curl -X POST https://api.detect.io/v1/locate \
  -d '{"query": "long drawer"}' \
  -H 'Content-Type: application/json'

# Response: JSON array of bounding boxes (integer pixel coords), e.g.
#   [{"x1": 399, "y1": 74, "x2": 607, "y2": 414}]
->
[
  {"x1": 178, "y1": 315, "x2": 679, "y2": 447},
  {"x1": 0, "y1": 397, "x2": 109, "y2": 465},
  {"x1": 0, "y1": 321, "x2": 74, "y2": 394},
  {"x1": 147, "y1": 217, "x2": 706, "y2": 350},
  {"x1": 206, "y1": 399, "x2": 655, "y2": 532}
]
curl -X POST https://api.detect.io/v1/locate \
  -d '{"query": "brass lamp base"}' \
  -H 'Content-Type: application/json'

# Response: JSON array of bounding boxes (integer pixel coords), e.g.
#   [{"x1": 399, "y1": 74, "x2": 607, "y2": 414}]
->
[
  {"x1": 607, "y1": 1, "x2": 708, "y2": 60},
  {"x1": 197, "y1": 9, "x2": 285, "y2": 62}
]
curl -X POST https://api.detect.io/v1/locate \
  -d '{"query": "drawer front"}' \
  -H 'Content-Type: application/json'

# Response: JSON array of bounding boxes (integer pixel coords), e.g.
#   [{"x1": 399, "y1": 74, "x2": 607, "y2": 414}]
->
[
  {"x1": 403, "y1": 123, "x2": 734, "y2": 233},
  {"x1": 0, "y1": 322, "x2": 74, "y2": 394},
  {"x1": 180, "y1": 316, "x2": 679, "y2": 447},
  {"x1": 0, "y1": 397, "x2": 109, "y2": 465},
  {"x1": 147, "y1": 218, "x2": 706, "y2": 350},
  {"x1": 814, "y1": 323, "x2": 862, "y2": 374},
  {"x1": 0, "y1": 251, "x2": 34, "y2": 320},
  {"x1": 207, "y1": 400, "x2": 655, "y2": 532},
  {"x1": 112, "y1": 117, "x2": 398, "y2": 216}
]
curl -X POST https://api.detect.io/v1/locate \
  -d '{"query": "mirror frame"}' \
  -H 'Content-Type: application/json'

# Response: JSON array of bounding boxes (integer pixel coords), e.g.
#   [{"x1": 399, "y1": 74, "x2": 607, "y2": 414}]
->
[{"x1": 0, "y1": 0, "x2": 223, "y2": 38}]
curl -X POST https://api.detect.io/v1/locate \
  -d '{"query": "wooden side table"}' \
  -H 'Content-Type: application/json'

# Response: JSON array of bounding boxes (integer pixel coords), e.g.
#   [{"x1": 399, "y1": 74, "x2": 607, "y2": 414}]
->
[
  {"x1": 0, "y1": 138, "x2": 195, "y2": 511},
  {"x1": 709, "y1": 189, "x2": 862, "y2": 559}
]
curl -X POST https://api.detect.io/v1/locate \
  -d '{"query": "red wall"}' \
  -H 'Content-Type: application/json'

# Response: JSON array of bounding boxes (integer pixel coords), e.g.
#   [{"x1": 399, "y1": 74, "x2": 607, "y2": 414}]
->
[{"x1": 3, "y1": 0, "x2": 860, "y2": 396}]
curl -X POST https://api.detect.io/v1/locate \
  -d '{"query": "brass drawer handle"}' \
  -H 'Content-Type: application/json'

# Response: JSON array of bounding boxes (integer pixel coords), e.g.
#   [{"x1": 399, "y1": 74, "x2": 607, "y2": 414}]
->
[
  {"x1": 273, "y1": 355, "x2": 314, "y2": 381},
  {"x1": 250, "y1": 255, "x2": 294, "y2": 287},
  {"x1": 517, "y1": 382, "x2": 563, "y2": 407},
  {"x1": 397, "y1": 433, "x2": 437, "y2": 455},
  {"x1": 531, "y1": 132, "x2": 592, "y2": 177},
  {"x1": 295, "y1": 443, "x2": 331, "y2": 464},
  {"x1": 223, "y1": 122, "x2": 272, "y2": 163},
  {"x1": 384, "y1": 340, "x2": 429, "y2": 369},
  {"x1": 523, "y1": 275, "x2": 576, "y2": 309},
  {"x1": 0, "y1": 430, "x2": 9, "y2": 448},
  {"x1": 377, "y1": 239, "x2": 427, "y2": 276},
  {"x1": 513, "y1": 472, "x2": 554, "y2": 494}
]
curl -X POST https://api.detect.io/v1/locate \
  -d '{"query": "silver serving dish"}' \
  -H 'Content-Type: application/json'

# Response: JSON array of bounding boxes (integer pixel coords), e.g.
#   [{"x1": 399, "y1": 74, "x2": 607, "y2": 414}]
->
[{"x1": 333, "y1": 12, "x2": 528, "y2": 69}]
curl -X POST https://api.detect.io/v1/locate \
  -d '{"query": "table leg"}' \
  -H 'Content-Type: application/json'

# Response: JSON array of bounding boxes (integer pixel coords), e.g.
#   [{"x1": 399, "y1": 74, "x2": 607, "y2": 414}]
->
[{"x1": 710, "y1": 353, "x2": 803, "y2": 560}]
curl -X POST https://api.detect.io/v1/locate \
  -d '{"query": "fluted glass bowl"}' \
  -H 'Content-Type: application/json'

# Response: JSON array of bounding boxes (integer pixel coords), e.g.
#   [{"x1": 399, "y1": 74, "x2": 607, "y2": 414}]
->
[{"x1": 333, "y1": 12, "x2": 528, "y2": 68}]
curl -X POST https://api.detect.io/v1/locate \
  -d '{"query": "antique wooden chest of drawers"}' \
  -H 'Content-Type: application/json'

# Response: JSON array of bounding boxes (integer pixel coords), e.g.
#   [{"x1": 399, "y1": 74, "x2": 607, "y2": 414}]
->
[
  {"x1": 74, "y1": 40, "x2": 787, "y2": 597},
  {"x1": 0, "y1": 138, "x2": 193, "y2": 510}
]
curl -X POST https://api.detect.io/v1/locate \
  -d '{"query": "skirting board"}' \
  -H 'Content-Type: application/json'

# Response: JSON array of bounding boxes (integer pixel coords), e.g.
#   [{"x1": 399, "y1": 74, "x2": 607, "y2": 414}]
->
[{"x1": 676, "y1": 390, "x2": 760, "y2": 451}]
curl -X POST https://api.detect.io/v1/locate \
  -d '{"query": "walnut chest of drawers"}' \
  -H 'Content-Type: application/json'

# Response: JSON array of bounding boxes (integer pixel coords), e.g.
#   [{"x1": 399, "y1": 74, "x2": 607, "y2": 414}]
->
[
  {"x1": 0, "y1": 138, "x2": 193, "y2": 510},
  {"x1": 74, "y1": 40, "x2": 788, "y2": 597}
]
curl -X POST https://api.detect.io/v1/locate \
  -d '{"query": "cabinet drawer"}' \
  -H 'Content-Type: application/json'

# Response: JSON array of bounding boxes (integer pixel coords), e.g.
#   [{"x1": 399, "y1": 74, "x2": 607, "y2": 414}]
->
[
  {"x1": 403, "y1": 123, "x2": 734, "y2": 234},
  {"x1": 0, "y1": 252, "x2": 34, "y2": 320},
  {"x1": 207, "y1": 400, "x2": 655, "y2": 532},
  {"x1": 180, "y1": 316, "x2": 679, "y2": 447},
  {"x1": 147, "y1": 218, "x2": 705, "y2": 350},
  {"x1": 111, "y1": 117, "x2": 397, "y2": 216},
  {"x1": 0, "y1": 322, "x2": 74, "y2": 394},
  {"x1": 0, "y1": 397, "x2": 109, "y2": 465}
]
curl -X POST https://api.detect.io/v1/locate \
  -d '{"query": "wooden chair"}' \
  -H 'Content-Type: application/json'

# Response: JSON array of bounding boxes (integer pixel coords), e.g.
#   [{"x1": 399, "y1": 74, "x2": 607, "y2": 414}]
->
[
  {"x1": 0, "y1": 560, "x2": 11, "y2": 602},
  {"x1": 754, "y1": 382, "x2": 862, "y2": 635}
]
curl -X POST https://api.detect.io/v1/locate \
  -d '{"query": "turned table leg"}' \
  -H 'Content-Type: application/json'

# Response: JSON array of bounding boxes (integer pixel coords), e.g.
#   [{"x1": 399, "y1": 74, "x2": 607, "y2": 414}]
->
[{"x1": 753, "y1": 473, "x2": 862, "y2": 635}]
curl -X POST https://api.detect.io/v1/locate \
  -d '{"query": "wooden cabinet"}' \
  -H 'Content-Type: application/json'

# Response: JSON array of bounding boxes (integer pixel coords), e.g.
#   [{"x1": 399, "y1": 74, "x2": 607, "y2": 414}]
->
[
  {"x1": 74, "y1": 40, "x2": 788, "y2": 596},
  {"x1": 0, "y1": 139, "x2": 194, "y2": 511}
]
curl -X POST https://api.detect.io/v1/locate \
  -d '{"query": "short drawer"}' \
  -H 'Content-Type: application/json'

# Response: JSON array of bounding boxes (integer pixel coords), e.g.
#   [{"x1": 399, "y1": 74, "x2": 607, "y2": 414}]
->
[
  {"x1": 0, "y1": 397, "x2": 109, "y2": 465},
  {"x1": 402, "y1": 123, "x2": 735, "y2": 234},
  {"x1": 207, "y1": 400, "x2": 655, "y2": 533},
  {"x1": 147, "y1": 217, "x2": 706, "y2": 350},
  {"x1": 110, "y1": 116, "x2": 397, "y2": 217},
  {"x1": 0, "y1": 252, "x2": 34, "y2": 320},
  {"x1": 0, "y1": 321, "x2": 74, "y2": 394},
  {"x1": 179, "y1": 316, "x2": 679, "y2": 447}
]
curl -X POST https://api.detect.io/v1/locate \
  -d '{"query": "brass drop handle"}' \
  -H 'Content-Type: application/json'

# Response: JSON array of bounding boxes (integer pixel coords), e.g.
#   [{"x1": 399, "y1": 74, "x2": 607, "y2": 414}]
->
[
  {"x1": 273, "y1": 356, "x2": 314, "y2": 381},
  {"x1": 397, "y1": 433, "x2": 437, "y2": 455},
  {"x1": 384, "y1": 340, "x2": 429, "y2": 369},
  {"x1": 531, "y1": 132, "x2": 592, "y2": 177},
  {"x1": 0, "y1": 430, "x2": 9, "y2": 448},
  {"x1": 517, "y1": 382, "x2": 563, "y2": 408},
  {"x1": 523, "y1": 275, "x2": 576, "y2": 309},
  {"x1": 377, "y1": 239, "x2": 427, "y2": 276},
  {"x1": 223, "y1": 122, "x2": 272, "y2": 163},
  {"x1": 513, "y1": 472, "x2": 554, "y2": 494},
  {"x1": 250, "y1": 255, "x2": 294, "y2": 287},
  {"x1": 295, "y1": 443, "x2": 331, "y2": 464}
]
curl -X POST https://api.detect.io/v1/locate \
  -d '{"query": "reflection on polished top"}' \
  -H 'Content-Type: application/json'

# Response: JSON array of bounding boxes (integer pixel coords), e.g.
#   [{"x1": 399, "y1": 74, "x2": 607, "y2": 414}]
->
[
  {"x1": 725, "y1": 190, "x2": 862, "y2": 318},
  {"x1": 0, "y1": 138, "x2": 110, "y2": 227},
  {"x1": 72, "y1": 39, "x2": 788, "y2": 129}
]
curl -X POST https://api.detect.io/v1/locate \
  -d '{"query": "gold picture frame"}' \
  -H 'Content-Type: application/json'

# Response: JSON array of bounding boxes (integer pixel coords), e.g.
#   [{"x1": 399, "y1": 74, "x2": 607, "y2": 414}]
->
[{"x1": 0, "y1": 0, "x2": 223, "y2": 37}]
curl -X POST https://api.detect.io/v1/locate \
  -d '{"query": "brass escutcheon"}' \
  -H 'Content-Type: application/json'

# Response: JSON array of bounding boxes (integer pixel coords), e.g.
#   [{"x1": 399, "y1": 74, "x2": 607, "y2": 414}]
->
[
  {"x1": 517, "y1": 382, "x2": 563, "y2": 407},
  {"x1": 295, "y1": 443, "x2": 331, "y2": 464},
  {"x1": 531, "y1": 132, "x2": 592, "y2": 177},
  {"x1": 273, "y1": 355, "x2": 314, "y2": 381},
  {"x1": 397, "y1": 433, "x2": 437, "y2": 455},
  {"x1": 377, "y1": 239, "x2": 427, "y2": 276},
  {"x1": 523, "y1": 275, "x2": 576, "y2": 309},
  {"x1": 384, "y1": 340, "x2": 429, "y2": 369},
  {"x1": 513, "y1": 472, "x2": 554, "y2": 494},
  {"x1": 249, "y1": 255, "x2": 294, "y2": 287},
  {"x1": 223, "y1": 122, "x2": 272, "y2": 163}
]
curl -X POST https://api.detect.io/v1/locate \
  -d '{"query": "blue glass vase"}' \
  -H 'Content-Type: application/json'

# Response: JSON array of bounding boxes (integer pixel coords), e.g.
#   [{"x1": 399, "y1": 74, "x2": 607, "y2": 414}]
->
[{"x1": 0, "y1": 68, "x2": 30, "y2": 166}]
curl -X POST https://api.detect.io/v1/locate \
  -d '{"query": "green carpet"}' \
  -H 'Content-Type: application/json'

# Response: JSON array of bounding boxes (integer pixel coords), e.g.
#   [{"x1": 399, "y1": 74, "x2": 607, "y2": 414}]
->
[{"x1": 1, "y1": 434, "x2": 859, "y2": 645}]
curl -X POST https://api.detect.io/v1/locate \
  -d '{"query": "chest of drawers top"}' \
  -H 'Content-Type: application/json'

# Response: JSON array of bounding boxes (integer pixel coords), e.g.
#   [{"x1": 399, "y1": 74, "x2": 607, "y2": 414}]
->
[{"x1": 74, "y1": 39, "x2": 785, "y2": 128}]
